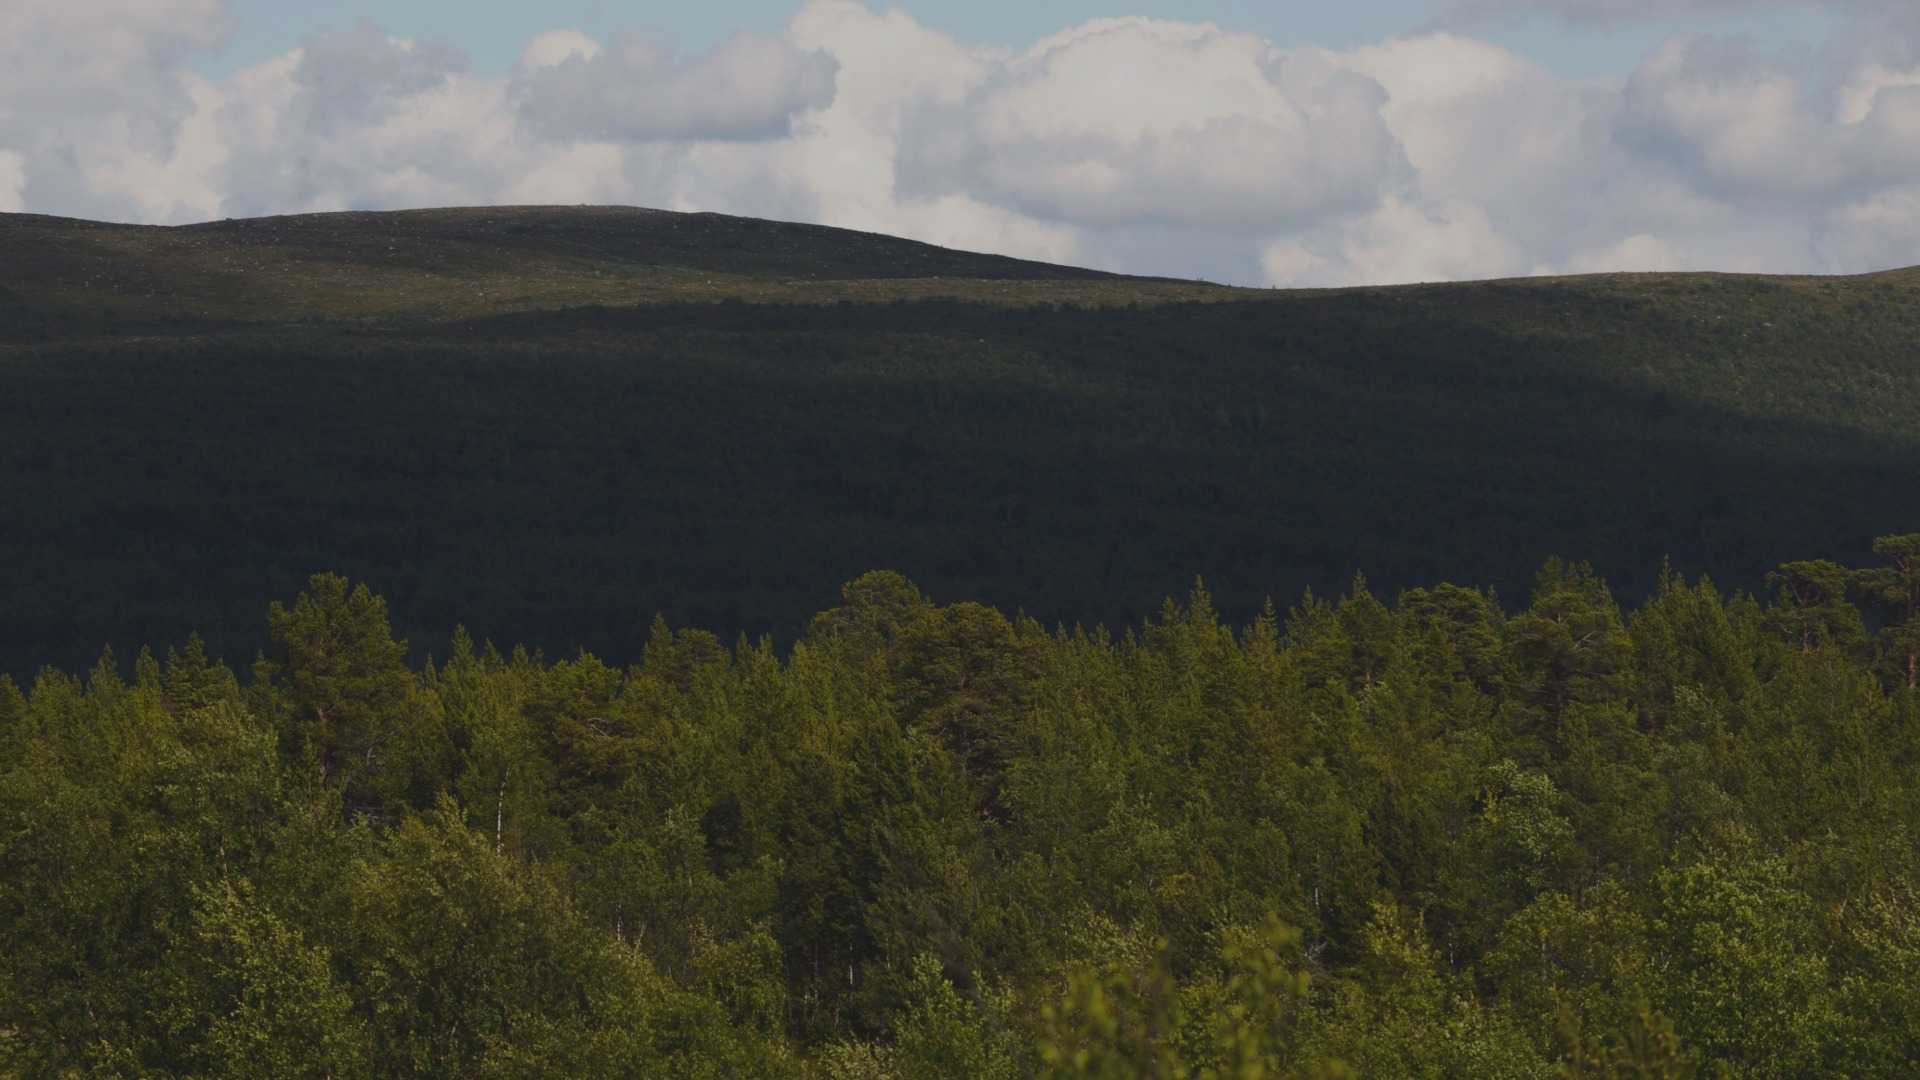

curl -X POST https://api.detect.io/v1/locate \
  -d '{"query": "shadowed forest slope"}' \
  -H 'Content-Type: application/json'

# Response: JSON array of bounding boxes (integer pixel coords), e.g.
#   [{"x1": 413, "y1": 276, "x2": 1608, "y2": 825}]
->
[{"x1": 1, "y1": 206, "x2": 1917, "y2": 676}]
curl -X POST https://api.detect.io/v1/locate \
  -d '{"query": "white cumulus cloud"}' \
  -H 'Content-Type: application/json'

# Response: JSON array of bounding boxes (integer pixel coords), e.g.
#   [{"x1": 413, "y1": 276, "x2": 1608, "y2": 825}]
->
[
  {"x1": 897, "y1": 19, "x2": 1407, "y2": 229},
  {"x1": 1, "y1": 0, "x2": 1918, "y2": 287},
  {"x1": 0, "y1": 151, "x2": 25, "y2": 213},
  {"x1": 513, "y1": 32, "x2": 837, "y2": 142},
  {"x1": 519, "y1": 30, "x2": 602, "y2": 71}
]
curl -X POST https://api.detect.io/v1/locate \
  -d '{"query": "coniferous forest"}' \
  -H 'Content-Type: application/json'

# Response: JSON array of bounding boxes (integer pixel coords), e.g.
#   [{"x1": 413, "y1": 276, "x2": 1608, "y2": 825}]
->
[
  {"x1": 4, "y1": 208, "x2": 1920, "y2": 680},
  {"x1": 4, "y1": 207, "x2": 1920, "y2": 1075},
  {"x1": 4, "y1": 546, "x2": 1920, "y2": 1075}
]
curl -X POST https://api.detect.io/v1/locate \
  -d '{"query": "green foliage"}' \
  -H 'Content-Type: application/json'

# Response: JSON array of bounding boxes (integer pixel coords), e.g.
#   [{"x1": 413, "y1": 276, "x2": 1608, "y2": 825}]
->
[
  {"x1": 1553, "y1": 1001, "x2": 1700, "y2": 1080},
  {"x1": 1039, "y1": 917, "x2": 1348, "y2": 1079},
  {"x1": 1765, "y1": 560, "x2": 1865, "y2": 656},
  {"x1": 260, "y1": 573, "x2": 424, "y2": 811},
  {"x1": 1828, "y1": 881, "x2": 1920, "y2": 1070},
  {"x1": 1854, "y1": 533, "x2": 1920, "y2": 688},
  {"x1": 1647, "y1": 829, "x2": 1836, "y2": 1075},
  {"x1": 1510, "y1": 560, "x2": 1634, "y2": 723},
  {"x1": 2, "y1": 554, "x2": 1919, "y2": 1074},
  {"x1": 158, "y1": 877, "x2": 369, "y2": 1078}
]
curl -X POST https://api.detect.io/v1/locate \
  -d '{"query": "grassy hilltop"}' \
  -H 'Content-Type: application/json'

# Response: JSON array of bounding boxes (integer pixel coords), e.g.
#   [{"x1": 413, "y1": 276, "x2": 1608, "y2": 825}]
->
[{"x1": 2, "y1": 205, "x2": 1918, "y2": 675}]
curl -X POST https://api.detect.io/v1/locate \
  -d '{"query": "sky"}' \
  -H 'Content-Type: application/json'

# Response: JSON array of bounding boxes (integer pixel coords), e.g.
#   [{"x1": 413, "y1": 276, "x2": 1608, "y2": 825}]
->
[
  {"x1": 203, "y1": 1, "x2": 1834, "y2": 79},
  {"x1": 3, "y1": 0, "x2": 1917, "y2": 286}
]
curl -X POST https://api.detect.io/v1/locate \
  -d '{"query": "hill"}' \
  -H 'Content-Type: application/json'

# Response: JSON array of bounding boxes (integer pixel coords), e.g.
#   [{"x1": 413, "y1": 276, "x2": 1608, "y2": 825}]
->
[{"x1": 1, "y1": 205, "x2": 1917, "y2": 676}]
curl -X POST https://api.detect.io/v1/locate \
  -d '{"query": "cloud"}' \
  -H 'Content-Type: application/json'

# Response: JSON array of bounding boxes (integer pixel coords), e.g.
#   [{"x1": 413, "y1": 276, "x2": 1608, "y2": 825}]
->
[
  {"x1": 1, "y1": 0, "x2": 1918, "y2": 287},
  {"x1": 1336, "y1": 35, "x2": 1625, "y2": 267},
  {"x1": 290, "y1": 19, "x2": 468, "y2": 136},
  {"x1": 513, "y1": 32, "x2": 837, "y2": 142},
  {"x1": 519, "y1": 30, "x2": 602, "y2": 70},
  {"x1": 1247, "y1": 14, "x2": 1920, "y2": 283},
  {"x1": 897, "y1": 20, "x2": 1407, "y2": 228},
  {"x1": 0, "y1": 0, "x2": 231, "y2": 219},
  {"x1": 1264, "y1": 196, "x2": 1528, "y2": 286},
  {"x1": 1823, "y1": 184, "x2": 1920, "y2": 271},
  {"x1": 0, "y1": 0, "x2": 228, "y2": 128},
  {"x1": 1560, "y1": 233, "x2": 1688, "y2": 273},
  {"x1": 1619, "y1": 34, "x2": 1920, "y2": 200},
  {"x1": 0, "y1": 151, "x2": 24, "y2": 213},
  {"x1": 208, "y1": 27, "x2": 507, "y2": 218}
]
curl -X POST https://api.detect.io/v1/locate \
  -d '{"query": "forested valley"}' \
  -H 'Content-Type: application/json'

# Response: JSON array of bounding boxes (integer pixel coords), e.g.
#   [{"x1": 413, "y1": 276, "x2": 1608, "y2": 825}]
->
[{"x1": 6, "y1": 538, "x2": 1920, "y2": 1076}]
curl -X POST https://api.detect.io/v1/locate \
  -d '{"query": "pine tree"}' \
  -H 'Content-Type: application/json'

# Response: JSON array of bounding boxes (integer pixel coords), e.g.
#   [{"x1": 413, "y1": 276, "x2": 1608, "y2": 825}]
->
[
  {"x1": 1854, "y1": 534, "x2": 1920, "y2": 689},
  {"x1": 259, "y1": 573, "x2": 415, "y2": 813}
]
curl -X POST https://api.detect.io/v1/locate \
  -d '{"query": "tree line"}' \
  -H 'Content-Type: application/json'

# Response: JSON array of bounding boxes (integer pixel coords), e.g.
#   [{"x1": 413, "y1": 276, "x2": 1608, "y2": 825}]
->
[{"x1": 3, "y1": 537, "x2": 1919, "y2": 1075}]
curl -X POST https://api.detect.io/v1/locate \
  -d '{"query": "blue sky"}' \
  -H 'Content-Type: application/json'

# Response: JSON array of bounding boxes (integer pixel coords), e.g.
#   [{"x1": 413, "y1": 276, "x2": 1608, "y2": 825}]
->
[{"x1": 211, "y1": 0, "x2": 1836, "y2": 79}]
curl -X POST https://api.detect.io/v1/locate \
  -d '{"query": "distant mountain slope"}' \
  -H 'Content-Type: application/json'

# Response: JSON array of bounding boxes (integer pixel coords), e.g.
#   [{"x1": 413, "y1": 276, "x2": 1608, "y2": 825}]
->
[
  {"x1": 1, "y1": 207, "x2": 1917, "y2": 676},
  {"x1": 5, "y1": 204, "x2": 1121, "y2": 279},
  {"x1": 0, "y1": 206, "x2": 1209, "y2": 331},
  {"x1": 181, "y1": 206, "x2": 1127, "y2": 280}
]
